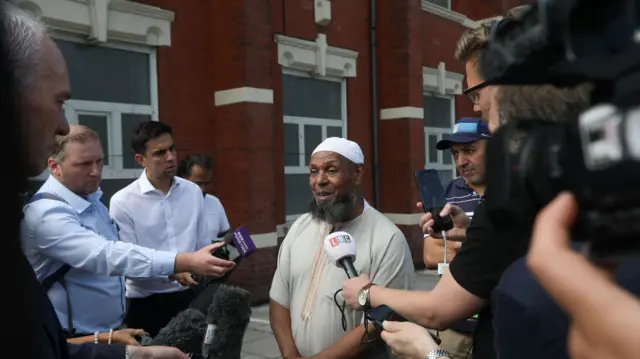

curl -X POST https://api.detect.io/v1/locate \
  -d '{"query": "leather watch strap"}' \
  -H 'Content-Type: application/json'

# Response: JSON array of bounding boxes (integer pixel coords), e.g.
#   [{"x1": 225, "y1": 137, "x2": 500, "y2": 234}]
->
[
  {"x1": 362, "y1": 282, "x2": 376, "y2": 291},
  {"x1": 362, "y1": 282, "x2": 376, "y2": 308}
]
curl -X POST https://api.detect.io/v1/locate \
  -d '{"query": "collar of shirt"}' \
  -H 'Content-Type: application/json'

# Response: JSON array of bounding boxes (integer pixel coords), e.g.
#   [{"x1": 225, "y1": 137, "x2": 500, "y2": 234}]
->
[
  {"x1": 453, "y1": 177, "x2": 484, "y2": 198},
  {"x1": 42, "y1": 175, "x2": 103, "y2": 214},
  {"x1": 138, "y1": 169, "x2": 180, "y2": 194}
]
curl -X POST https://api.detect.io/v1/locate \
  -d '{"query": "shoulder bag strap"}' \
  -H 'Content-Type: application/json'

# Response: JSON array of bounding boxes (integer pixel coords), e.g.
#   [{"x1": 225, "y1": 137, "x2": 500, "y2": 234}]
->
[{"x1": 28, "y1": 192, "x2": 76, "y2": 337}]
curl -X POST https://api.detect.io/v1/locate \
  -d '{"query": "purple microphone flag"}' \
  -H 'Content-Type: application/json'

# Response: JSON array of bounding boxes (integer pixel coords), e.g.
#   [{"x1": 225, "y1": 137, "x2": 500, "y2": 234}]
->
[{"x1": 231, "y1": 226, "x2": 256, "y2": 257}]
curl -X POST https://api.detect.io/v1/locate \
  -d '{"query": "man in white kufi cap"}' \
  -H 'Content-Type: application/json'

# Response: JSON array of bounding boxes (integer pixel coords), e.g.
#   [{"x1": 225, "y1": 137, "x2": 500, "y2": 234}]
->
[{"x1": 269, "y1": 137, "x2": 415, "y2": 359}]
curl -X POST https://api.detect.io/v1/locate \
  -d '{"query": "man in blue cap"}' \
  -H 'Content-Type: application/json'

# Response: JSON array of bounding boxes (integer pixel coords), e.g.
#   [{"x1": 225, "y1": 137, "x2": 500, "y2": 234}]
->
[
  {"x1": 425, "y1": 117, "x2": 490, "y2": 266},
  {"x1": 436, "y1": 117, "x2": 490, "y2": 214},
  {"x1": 423, "y1": 117, "x2": 490, "y2": 358}
]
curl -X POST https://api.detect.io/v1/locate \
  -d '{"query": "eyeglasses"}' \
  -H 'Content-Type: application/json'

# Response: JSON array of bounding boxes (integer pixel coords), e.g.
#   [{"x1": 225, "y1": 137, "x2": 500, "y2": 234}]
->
[
  {"x1": 463, "y1": 17, "x2": 509, "y2": 105},
  {"x1": 463, "y1": 81, "x2": 490, "y2": 105}
]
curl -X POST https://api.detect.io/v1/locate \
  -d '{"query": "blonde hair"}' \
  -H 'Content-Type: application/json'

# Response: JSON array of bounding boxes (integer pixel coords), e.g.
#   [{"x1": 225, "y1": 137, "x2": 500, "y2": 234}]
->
[
  {"x1": 454, "y1": 19, "x2": 497, "y2": 64},
  {"x1": 52, "y1": 125, "x2": 100, "y2": 161},
  {"x1": 455, "y1": 5, "x2": 532, "y2": 64}
]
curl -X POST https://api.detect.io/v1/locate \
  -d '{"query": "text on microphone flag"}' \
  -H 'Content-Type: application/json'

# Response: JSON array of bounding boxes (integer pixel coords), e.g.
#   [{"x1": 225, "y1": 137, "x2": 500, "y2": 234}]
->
[
  {"x1": 329, "y1": 234, "x2": 352, "y2": 247},
  {"x1": 231, "y1": 226, "x2": 256, "y2": 256}
]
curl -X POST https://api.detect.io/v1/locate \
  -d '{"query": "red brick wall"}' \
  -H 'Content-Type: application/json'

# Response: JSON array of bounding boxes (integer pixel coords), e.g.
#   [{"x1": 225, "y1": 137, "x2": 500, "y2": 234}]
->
[{"x1": 134, "y1": 0, "x2": 515, "y2": 304}]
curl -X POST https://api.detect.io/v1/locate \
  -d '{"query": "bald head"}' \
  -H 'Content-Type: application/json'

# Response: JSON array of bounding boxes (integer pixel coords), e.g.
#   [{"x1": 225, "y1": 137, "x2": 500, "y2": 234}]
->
[
  {"x1": 1, "y1": 2, "x2": 48, "y2": 90},
  {"x1": 2, "y1": 2, "x2": 71, "y2": 176}
]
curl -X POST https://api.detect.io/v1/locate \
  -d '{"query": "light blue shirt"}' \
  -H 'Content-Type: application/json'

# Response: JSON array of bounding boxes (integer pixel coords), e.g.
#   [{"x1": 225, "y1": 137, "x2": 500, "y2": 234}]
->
[{"x1": 21, "y1": 176, "x2": 177, "y2": 334}]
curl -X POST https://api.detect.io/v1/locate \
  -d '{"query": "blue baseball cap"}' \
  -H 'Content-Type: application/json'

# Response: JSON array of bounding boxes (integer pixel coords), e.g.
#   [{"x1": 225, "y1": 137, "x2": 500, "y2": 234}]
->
[{"x1": 436, "y1": 117, "x2": 491, "y2": 150}]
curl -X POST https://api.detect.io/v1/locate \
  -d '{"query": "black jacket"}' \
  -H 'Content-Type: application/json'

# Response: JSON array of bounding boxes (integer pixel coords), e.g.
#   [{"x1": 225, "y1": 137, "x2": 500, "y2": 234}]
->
[{"x1": 17, "y1": 251, "x2": 125, "y2": 359}]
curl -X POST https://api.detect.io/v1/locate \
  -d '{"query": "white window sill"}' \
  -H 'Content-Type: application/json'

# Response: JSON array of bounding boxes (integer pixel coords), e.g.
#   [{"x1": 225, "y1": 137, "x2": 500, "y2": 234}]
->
[{"x1": 420, "y1": 1, "x2": 479, "y2": 29}]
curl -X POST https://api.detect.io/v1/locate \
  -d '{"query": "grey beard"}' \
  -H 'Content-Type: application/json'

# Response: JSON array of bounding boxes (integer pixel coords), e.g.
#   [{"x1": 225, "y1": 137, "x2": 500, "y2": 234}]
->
[{"x1": 308, "y1": 190, "x2": 359, "y2": 225}]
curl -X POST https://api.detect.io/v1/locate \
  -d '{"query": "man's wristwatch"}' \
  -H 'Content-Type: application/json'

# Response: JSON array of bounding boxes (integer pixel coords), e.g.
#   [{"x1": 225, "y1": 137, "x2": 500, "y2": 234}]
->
[
  {"x1": 426, "y1": 348, "x2": 452, "y2": 359},
  {"x1": 357, "y1": 282, "x2": 376, "y2": 310}
]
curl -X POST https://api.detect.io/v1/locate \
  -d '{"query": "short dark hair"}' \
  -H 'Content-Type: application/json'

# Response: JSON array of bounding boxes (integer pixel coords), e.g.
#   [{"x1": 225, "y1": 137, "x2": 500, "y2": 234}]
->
[
  {"x1": 177, "y1": 154, "x2": 213, "y2": 178},
  {"x1": 131, "y1": 121, "x2": 173, "y2": 155}
]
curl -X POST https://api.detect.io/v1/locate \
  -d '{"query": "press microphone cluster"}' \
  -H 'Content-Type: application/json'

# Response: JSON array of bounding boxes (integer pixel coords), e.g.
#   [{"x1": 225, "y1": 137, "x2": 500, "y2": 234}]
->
[
  {"x1": 324, "y1": 231, "x2": 359, "y2": 278},
  {"x1": 146, "y1": 284, "x2": 253, "y2": 358},
  {"x1": 202, "y1": 284, "x2": 253, "y2": 359},
  {"x1": 148, "y1": 308, "x2": 207, "y2": 357}
]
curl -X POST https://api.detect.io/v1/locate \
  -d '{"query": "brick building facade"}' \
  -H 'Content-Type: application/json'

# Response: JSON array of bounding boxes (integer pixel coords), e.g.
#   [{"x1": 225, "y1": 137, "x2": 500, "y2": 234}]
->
[{"x1": 18, "y1": 0, "x2": 530, "y2": 304}]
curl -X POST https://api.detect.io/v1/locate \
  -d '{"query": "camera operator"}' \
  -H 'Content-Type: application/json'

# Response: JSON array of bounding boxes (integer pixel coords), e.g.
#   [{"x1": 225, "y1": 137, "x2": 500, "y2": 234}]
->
[
  {"x1": 487, "y1": 85, "x2": 640, "y2": 359},
  {"x1": 341, "y1": 6, "x2": 601, "y2": 359},
  {"x1": 527, "y1": 193, "x2": 640, "y2": 359}
]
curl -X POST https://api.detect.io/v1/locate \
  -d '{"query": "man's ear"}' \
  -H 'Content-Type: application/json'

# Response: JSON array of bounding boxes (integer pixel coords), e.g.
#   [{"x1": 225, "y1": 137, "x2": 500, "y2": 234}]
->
[
  {"x1": 48, "y1": 157, "x2": 60, "y2": 176},
  {"x1": 354, "y1": 164, "x2": 364, "y2": 185},
  {"x1": 134, "y1": 153, "x2": 146, "y2": 167}
]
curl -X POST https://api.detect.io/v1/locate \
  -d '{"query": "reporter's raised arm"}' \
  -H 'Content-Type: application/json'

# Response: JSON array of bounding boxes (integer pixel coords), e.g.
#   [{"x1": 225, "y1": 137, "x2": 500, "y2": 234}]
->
[{"x1": 368, "y1": 270, "x2": 485, "y2": 330}]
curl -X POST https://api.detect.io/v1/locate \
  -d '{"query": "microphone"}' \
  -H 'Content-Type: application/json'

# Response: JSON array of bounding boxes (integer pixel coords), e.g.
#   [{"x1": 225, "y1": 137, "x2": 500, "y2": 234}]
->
[
  {"x1": 203, "y1": 284, "x2": 253, "y2": 359},
  {"x1": 148, "y1": 308, "x2": 207, "y2": 358},
  {"x1": 324, "y1": 231, "x2": 358, "y2": 278}
]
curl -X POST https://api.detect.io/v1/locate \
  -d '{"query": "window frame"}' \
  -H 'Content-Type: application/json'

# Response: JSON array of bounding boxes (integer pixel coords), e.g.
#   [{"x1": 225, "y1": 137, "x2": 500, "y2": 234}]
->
[
  {"x1": 282, "y1": 68, "x2": 348, "y2": 222},
  {"x1": 423, "y1": 92, "x2": 456, "y2": 181},
  {"x1": 32, "y1": 33, "x2": 159, "y2": 181},
  {"x1": 423, "y1": 0, "x2": 451, "y2": 10}
]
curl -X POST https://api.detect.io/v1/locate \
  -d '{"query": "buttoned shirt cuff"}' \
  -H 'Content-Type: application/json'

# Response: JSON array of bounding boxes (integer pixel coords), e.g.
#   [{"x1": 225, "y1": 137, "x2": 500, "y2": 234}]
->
[{"x1": 153, "y1": 251, "x2": 178, "y2": 276}]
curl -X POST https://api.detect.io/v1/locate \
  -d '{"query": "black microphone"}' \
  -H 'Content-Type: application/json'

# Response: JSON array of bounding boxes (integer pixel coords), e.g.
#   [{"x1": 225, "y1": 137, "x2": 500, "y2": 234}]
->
[
  {"x1": 148, "y1": 308, "x2": 207, "y2": 358},
  {"x1": 323, "y1": 231, "x2": 358, "y2": 278},
  {"x1": 203, "y1": 284, "x2": 253, "y2": 359}
]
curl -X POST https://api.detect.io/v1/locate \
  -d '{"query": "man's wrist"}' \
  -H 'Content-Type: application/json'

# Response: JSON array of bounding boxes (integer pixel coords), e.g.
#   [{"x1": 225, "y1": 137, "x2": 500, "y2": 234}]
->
[
  {"x1": 368, "y1": 285, "x2": 381, "y2": 308},
  {"x1": 174, "y1": 252, "x2": 193, "y2": 273}
]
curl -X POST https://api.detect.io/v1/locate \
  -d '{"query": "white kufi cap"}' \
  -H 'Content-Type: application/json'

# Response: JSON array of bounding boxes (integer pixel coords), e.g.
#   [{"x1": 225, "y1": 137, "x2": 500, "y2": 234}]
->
[{"x1": 312, "y1": 137, "x2": 364, "y2": 165}]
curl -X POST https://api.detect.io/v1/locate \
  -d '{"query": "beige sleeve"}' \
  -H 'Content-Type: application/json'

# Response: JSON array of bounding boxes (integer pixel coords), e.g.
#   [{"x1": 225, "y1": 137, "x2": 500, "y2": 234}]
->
[
  {"x1": 370, "y1": 230, "x2": 416, "y2": 291},
  {"x1": 269, "y1": 230, "x2": 295, "y2": 308}
]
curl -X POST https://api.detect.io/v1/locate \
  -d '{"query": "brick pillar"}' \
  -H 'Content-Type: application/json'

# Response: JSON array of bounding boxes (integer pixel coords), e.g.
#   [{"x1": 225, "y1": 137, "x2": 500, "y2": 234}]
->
[
  {"x1": 376, "y1": 0, "x2": 425, "y2": 265},
  {"x1": 210, "y1": 0, "x2": 281, "y2": 303}
]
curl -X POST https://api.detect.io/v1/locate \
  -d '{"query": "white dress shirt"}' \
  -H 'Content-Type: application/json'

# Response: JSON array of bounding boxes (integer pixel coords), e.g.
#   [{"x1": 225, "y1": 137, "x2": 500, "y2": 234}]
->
[
  {"x1": 21, "y1": 176, "x2": 176, "y2": 334},
  {"x1": 204, "y1": 194, "x2": 230, "y2": 240},
  {"x1": 110, "y1": 171, "x2": 209, "y2": 298}
]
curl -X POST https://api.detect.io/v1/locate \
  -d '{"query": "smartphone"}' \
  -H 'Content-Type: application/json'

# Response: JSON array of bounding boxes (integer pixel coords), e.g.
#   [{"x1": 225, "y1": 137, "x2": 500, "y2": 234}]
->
[
  {"x1": 212, "y1": 226, "x2": 256, "y2": 264},
  {"x1": 414, "y1": 169, "x2": 454, "y2": 233},
  {"x1": 365, "y1": 305, "x2": 441, "y2": 345},
  {"x1": 213, "y1": 236, "x2": 242, "y2": 263}
]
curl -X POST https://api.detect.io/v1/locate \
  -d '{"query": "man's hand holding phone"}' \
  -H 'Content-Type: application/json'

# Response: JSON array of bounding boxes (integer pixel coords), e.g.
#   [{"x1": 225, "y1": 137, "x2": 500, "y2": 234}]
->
[
  {"x1": 417, "y1": 202, "x2": 469, "y2": 242},
  {"x1": 174, "y1": 242, "x2": 236, "y2": 278}
]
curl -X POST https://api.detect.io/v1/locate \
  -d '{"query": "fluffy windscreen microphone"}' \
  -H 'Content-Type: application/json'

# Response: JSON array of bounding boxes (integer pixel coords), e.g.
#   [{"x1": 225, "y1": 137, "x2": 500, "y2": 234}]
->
[
  {"x1": 149, "y1": 308, "x2": 207, "y2": 358},
  {"x1": 203, "y1": 284, "x2": 253, "y2": 359}
]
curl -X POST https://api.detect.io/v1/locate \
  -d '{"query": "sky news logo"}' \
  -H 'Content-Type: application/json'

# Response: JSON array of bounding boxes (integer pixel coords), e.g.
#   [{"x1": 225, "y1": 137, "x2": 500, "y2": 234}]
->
[{"x1": 329, "y1": 234, "x2": 352, "y2": 247}]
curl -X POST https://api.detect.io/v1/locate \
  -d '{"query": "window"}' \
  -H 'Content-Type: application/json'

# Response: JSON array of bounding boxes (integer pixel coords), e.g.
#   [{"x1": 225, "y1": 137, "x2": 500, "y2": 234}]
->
[
  {"x1": 423, "y1": 0, "x2": 451, "y2": 9},
  {"x1": 424, "y1": 93, "x2": 456, "y2": 187},
  {"x1": 29, "y1": 35, "x2": 158, "y2": 205},
  {"x1": 282, "y1": 71, "x2": 346, "y2": 221}
]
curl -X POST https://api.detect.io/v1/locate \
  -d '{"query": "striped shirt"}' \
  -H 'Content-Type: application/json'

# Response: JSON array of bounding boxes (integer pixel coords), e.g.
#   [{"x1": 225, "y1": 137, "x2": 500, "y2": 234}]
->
[{"x1": 444, "y1": 177, "x2": 483, "y2": 218}]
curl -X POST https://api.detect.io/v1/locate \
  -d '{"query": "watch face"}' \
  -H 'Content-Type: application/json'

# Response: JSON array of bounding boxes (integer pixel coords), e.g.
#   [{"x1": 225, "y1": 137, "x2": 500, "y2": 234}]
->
[{"x1": 357, "y1": 290, "x2": 367, "y2": 306}]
